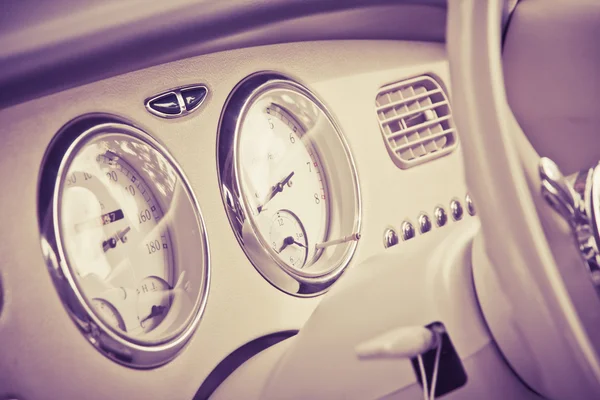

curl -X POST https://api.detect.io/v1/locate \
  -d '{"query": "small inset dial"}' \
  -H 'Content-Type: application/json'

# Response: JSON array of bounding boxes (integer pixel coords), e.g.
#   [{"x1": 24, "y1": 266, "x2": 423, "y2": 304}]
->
[
  {"x1": 92, "y1": 298, "x2": 126, "y2": 332},
  {"x1": 269, "y1": 210, "x2": 308, "y2": 269}
]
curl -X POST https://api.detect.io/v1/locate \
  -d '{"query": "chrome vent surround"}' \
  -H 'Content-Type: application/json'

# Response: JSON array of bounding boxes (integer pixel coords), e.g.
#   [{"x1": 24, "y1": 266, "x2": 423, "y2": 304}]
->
[{"x1": 375, "y1": 76, "x2": 458, "y2": 169}]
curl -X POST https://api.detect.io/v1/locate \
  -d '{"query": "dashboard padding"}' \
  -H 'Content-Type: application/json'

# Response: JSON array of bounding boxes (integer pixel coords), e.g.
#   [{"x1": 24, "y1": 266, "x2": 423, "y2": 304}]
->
[{"x1": 0, "y1": 0, "x2": 446, "y2": 109}]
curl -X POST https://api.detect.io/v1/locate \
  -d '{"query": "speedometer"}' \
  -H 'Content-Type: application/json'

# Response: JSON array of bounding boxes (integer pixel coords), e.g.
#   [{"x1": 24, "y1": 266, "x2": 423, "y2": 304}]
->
[
  {"x1": 39, "y1": 118, "x2": 210, "y2": 368},
  {"x1": 218, "y1": 75, "x2": 361, "y2": 296}
]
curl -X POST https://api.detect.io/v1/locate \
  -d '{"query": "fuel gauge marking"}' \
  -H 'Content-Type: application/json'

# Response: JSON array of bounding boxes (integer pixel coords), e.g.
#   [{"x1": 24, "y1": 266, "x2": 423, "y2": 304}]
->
[{"x1": 136, "y1": 276, "x2": 171, "y2": 332}]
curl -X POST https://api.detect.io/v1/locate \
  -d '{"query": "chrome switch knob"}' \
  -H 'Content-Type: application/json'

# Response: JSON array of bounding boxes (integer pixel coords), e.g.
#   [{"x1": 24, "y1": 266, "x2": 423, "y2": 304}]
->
[
  {"x1": 539, "y1": 157, "x2": 583, "y2": 224},
  {"x1": 539, "y1": 157, "x2": 600, "y2": 290}
]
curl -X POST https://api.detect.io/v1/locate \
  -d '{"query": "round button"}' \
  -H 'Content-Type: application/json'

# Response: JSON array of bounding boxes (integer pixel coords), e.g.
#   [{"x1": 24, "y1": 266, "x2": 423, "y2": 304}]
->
[
  {"x1": 434, "y1": 206, "x2": 448, "y2": 227},
  {"x1": 450, "y1": 199, "x2": 464, "y2": 221},
  {"x1": 466, "y1": 194, "x2": 476, "y2": 216},
  {"x1": 418, "y1": 213, "x2": 432, "y2": 233},
  {"x1": 383, "y1": 228, "x2": 399, "y2": 248},
  {"x1": 401, "y1": 221, "x2": 416, "y2": 241}
]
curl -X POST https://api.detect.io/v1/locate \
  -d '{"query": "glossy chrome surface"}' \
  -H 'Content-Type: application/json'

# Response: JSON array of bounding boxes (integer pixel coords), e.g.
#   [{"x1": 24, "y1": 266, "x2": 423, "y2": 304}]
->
[
  {"x1": 434, "y1": 206, "x2": 448, "y2": 227},
  {"x1": 450, "y1": 199, "x2": 464, "y2": 221},
  {"x1": 383, "y1": 227, "x2": 399, "y2": 248},
  {"x1": 540, "y1": 157, "x2": 600, "y2": 290},
  {"x1": 418, "y1": 213, "x2": 432, "y2": 233},
  {"x1": 38, "y1": 117, "x2": 211, "y2": 368},
  {"x1": 217, "y1": 73, "x2": 361, "y2": 297},
  {"x1": 144, "y1": 85, "x2": 208, "y2": 119},
  {"x1": 400, "y1": 221, "x2": 415, "y2": 241},
  {"x1": 465, "y1": 194, "x2": 475, "y2": 216},
  {"x1": 540, "y1": 157, "x2": 585, "y2": 224}
]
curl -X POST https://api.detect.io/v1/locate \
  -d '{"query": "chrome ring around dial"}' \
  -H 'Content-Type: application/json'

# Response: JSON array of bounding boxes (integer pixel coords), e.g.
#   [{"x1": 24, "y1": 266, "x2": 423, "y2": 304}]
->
[
  {"x1": 217, "y1": 73, "x2": 361, "y2": 297},
  {"x1": 38, "y1": 116, "x2": 210, "y2": 368}
]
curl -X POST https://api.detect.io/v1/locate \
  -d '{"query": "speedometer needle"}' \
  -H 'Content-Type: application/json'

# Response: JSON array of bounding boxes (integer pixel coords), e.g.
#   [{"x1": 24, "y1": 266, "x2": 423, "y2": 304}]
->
[
  {"x1": 257, "y1": 171, "x2": 295, "y2": 213},
  {"x1": 102, "y1": 226, "x2": 131, "y2": 252}
]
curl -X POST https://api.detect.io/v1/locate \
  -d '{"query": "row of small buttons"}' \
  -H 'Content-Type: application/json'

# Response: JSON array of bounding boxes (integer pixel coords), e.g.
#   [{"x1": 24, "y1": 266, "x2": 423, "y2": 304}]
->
[{"x1": 383, "y1": 194, "x2": 475, "y2": 248}]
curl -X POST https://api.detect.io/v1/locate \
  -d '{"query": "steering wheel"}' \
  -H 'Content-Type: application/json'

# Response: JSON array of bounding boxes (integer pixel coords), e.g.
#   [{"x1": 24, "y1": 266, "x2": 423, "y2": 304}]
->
[{"x1": 447, "y1": 0, "x2": 600, "y2": 398}]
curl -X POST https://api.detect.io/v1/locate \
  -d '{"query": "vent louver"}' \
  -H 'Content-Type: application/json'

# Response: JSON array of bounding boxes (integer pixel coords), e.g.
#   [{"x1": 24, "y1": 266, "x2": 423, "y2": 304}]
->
[{"x1": 375, "y1": 76, "x2": 458, "y2": 169}]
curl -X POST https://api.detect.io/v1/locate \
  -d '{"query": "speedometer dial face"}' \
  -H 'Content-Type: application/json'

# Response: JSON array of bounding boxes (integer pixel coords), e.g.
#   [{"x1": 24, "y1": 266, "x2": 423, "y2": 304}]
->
[
  {"x1": 219, "y1": 75, "x2": 361, "y2": 296},
  {"x1": 61, "y1": 152, "x2": 174, "y2": 338},
  {"x1": 40, "y1": 121, "x2": 210, "y2": 368}
]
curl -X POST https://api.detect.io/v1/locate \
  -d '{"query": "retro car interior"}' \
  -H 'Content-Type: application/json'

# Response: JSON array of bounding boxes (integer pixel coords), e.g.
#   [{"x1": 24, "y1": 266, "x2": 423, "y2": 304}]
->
[{"x1": 1, "y1": 0, "x2": 600, "y2": 399}]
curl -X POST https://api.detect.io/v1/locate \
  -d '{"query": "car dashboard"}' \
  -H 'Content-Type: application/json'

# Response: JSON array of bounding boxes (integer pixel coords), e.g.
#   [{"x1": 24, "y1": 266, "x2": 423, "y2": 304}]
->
[{"x1": 0, "y1": 1, "x2": 566, "y2": 399}]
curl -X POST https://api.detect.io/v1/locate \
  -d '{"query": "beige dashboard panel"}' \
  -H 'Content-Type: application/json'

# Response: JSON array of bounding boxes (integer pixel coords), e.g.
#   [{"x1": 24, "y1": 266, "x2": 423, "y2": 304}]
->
[{"x1": 0, "y1": 40, "x2": 464, "y2": 399}]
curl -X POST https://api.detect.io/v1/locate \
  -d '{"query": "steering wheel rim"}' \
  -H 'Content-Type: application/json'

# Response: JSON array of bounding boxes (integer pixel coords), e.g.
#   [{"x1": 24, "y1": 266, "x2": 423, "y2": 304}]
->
[{"x1": 447, "y1": 0, "x2": 600, "y2": 398}]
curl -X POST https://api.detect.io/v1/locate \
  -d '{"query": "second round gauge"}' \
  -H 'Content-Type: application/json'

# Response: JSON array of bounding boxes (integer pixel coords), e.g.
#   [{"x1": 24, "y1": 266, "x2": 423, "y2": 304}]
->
[{"x1": 219, "y1": 75, "x2": 361, "y2": 296}]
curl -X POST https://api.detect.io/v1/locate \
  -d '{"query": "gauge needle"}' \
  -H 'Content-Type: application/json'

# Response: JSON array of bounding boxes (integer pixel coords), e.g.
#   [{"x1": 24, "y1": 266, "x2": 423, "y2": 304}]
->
[
  {"x1": 102, "y1": 226, "x2": 131, "y2": 252},
  {"x1": 117, "y1": 226, "x2": 131, "y2": 243},
  {"x1": 277, "y1": 236, "x2": 307, "y2": 253},
  {"x1": 257, "y1": 171, "x2": 295, "y2": 213},
  {"x1": 140, "y1": 304, "x2": 166, "y2": 326},
  {"x1": 315, "y1": 232, "x2": 361, "y2": 249},
  {"x1": 291, "y1": 239, "x2": 307, "y2": 249}
]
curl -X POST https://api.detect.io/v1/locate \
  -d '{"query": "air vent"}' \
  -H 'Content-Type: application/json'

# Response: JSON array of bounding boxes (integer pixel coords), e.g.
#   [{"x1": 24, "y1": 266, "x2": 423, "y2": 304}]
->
[{"x1": 375, "y1": 76, "x2": 458, "y2": 169}]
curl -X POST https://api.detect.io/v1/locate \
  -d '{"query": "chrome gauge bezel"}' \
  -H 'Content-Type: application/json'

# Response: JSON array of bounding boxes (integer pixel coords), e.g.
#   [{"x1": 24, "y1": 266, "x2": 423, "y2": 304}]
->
[
  {"x1": 217, "y1": 73, "x2": 361, "y2": 297},
  {"x1": 38, "y1": 116, "x2": 210, "y2": 368}
]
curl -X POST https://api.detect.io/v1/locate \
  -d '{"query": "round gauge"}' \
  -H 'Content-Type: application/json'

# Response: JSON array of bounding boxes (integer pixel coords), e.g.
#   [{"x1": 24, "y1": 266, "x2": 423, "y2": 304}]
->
[
  {"x1": 39, "y1": 118, "x2": 210, "y2": 368},
  {"x1": 218, "y1": 74, "x2": 361, "y2": 296}
]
